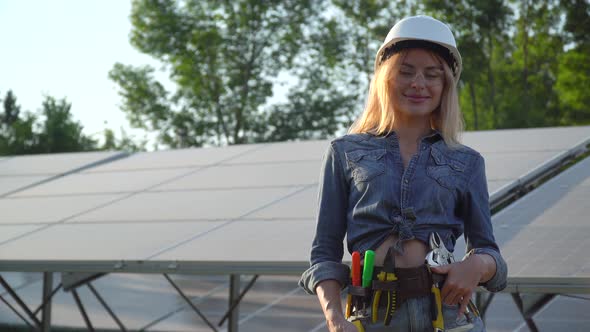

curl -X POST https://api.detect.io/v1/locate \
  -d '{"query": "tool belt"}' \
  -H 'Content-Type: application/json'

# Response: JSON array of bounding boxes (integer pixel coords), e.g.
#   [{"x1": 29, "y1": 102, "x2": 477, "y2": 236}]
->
[
  {"x1": 346, "y1": 246, "x2": 454, "y2": 328},
  {"x1": 372, "y1": 265, "x2": 433, "y2": 302},
  {"x1": 347, "y1": 265, "x2": 435, "y2": 318}
]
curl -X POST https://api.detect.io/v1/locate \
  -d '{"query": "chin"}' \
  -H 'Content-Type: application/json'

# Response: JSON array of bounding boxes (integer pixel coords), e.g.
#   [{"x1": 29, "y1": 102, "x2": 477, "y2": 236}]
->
[{"x1": 401, "y1": 106, "x2": 436, "y2": 117}]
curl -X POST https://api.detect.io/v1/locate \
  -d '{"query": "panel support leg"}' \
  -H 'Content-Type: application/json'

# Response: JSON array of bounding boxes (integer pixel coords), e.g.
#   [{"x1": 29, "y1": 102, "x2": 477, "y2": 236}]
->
[
  {"x1": 164, "y1": 274, "x2": 218, "y2": 331},
  {"x1": 511, "y1": 293, "x2": 555, "y2": 332},
  {"x1": 219, "y1": 275, "x2": 258, "y2": 328},
  {"x1": 0, "y1": 274, "x2": 42, "y2": 328},
  {"x1": 41, "y1": 272, "x2": 53, "y2": 332},
  {"x1": 87, "y1": 283, "x2": 127, "y2": 331},
  {"x1": 72, "y1": 288, "x2": 95, "y2": 332},
  {"x1": 227, "y1": 274, "x2": 241, "y2": 332}
]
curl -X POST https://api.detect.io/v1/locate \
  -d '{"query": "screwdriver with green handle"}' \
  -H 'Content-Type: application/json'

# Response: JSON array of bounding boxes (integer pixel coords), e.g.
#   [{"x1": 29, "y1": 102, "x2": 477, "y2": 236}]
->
[{"x1": 362, "y1": 250, "x2": 375, "y2": 288}]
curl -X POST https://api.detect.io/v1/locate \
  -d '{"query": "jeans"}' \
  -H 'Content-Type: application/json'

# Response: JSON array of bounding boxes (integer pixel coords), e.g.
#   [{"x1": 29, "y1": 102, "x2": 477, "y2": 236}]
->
[{"x1": 354, "y1": 295, "x2": 485, "y2": 332}]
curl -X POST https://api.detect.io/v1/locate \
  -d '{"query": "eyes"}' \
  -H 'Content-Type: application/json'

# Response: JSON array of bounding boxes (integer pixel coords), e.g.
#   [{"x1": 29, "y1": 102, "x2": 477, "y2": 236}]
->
[
  {"x1": 395, "y1": 65, "x2": 445, "y2": 87},
  {"x1": 399, "y1": 69, "x2": 444, "y2": 80}
]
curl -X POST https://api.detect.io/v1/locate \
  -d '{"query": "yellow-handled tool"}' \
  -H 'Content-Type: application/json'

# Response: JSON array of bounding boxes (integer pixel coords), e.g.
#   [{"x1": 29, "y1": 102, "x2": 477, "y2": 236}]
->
[
  {"x1": 346, "y1": 293, "x2": 352, "y2": 319},
  {"x1": 383, "y1": 272, "x2": 398, "y2": 325},
  {"x1": 352, "y1": 319, "x2": 365, "y2": 332},
  {"x1": 371, "y1": 271, "x2": 386, "y2": 323},
  {"x1": 431, "y1": 283, "x2": 444, "y2": 331}
]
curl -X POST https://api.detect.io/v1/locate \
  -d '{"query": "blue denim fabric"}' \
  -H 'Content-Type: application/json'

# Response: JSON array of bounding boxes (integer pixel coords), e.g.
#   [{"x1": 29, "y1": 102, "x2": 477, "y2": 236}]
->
[
  {"x1": 299, "y1": 131, "x2": 508, "y2": 294},
  {"x1": 359, "y1": 295, "x2": 485, "y2": 331}
]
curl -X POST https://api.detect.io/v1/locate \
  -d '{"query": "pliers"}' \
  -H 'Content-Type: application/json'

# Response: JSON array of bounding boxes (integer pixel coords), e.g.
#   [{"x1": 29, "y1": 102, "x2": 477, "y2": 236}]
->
[{"x1": 426, "y1": 233, "x2": 480, "y2": 324}]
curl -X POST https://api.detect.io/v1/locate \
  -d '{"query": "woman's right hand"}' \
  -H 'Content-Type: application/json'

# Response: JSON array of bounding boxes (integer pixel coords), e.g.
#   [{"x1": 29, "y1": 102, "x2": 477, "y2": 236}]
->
[{"x1": 326, "y1": 316, "x2": 359, "y2": 332}]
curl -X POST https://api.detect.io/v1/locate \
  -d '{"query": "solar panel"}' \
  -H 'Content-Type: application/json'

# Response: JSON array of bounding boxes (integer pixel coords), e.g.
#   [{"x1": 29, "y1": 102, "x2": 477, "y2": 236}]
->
[
  {"x1": 0, "y1": 194, "x2": 125, "y2": 225},
  {"x1": 0, "y1": 126, "x2": 588, "y2": 275},
  {"x1": 0, "y1": 151, "x2": 124, "y2": 198},
  {"x1": 146, "y1": 127, "x2": 590, "y2": 272},
  {"x1": 0, "y1": 151, "x2": 123, "y2": 176},
  {"x1": 152, "y1": 161, "x2": 318, "y2": 191},
  {"x1": 0, "y1": 175, "x2": 47, "y2": 196},
  {"x1": 493, "y1": 156, "x2": 590, "y2": 288},
  {"x1": 70, "y1": 187, "x2": 304, "y2": 224},
  {"x1": 461, "y1": 126, "x2": 590, "y2": 153},
  {"x1": 154, "y1": 219, "x2": 316, "y2": 262},
  {"x1": 10, "y1": 169, "x2": 195, "y2": 197},
  {"x1": 89, "y1": 144, "x2": 260, "y2": 172},
  {"x1": 0, "y1": 221, "x2": 223, "y2": 261}
]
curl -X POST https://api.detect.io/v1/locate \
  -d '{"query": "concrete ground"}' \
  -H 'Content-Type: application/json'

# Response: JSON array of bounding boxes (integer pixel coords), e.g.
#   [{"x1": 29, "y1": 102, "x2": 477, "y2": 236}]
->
[{"x1": 1, "y1": 272, "x2": 589, "y2": 331}]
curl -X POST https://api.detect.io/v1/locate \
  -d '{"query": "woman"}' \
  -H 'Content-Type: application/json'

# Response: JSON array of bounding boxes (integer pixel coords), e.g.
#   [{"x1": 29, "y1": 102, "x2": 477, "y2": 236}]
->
[{"x1": 299, "y1": 15, "x2": 507, "y2": 332}]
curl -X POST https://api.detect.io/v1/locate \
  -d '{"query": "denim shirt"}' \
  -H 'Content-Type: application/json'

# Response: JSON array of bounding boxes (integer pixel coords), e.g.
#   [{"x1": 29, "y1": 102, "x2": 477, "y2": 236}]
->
[{"x1": 299, "y1": 131, "x2": 508, "y2": 295}]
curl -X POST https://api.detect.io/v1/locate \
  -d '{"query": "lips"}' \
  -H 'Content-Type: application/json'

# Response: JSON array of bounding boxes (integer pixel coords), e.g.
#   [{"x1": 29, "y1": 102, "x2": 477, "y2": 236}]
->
[{"x1": 403, "y1": 94, "x2": 430, "y2": 103}]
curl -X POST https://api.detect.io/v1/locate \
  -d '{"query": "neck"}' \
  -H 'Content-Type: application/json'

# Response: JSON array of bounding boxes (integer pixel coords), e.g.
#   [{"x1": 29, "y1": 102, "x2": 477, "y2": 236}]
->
[{"x1": 391, "y1": 115, "x2": 433, "y2": 146}]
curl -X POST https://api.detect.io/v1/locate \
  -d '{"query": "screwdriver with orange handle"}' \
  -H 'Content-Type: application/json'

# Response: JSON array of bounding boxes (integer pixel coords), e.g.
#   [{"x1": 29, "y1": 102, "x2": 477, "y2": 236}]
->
[{"x1": 345, "y1": 251, "x2": 361, "y2": 318}]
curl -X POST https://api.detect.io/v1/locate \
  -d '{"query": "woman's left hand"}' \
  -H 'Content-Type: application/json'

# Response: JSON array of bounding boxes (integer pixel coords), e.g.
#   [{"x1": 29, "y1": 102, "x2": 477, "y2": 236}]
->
[{"x1": 429, "y1": 255, "x2": 484, "y2": 316}]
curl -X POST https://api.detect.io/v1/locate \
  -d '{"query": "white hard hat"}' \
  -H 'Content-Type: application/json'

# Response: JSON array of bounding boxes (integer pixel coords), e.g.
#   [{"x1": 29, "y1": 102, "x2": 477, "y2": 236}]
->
[{"x1": 374, "y1": 15, "x2": 462, "y2": 79}]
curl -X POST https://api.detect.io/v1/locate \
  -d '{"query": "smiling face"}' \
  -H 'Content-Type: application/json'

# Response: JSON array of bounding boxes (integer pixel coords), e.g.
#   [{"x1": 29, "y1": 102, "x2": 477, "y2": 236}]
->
[{"x1": 391, "y1": 48, "x2": 445, "y2": 118}]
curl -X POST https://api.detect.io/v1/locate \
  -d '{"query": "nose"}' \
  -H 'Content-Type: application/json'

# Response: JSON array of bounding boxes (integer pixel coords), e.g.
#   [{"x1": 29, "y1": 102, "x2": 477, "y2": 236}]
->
[{"x1": 410, "y1": 72, "x2": 427, "y2": 89}]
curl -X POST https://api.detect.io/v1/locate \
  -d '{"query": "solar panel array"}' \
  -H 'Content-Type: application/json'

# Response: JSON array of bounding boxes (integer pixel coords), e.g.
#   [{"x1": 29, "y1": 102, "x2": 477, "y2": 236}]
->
[
  {"x1": 0, "y1": 151, "x2": 124, "y2": 197},
  {"x1": 0, "y1": 126, "x2": 589, "y2": 275},
  {"x1": 492, "y1": 155, "x2": 590, "y2": 293}
]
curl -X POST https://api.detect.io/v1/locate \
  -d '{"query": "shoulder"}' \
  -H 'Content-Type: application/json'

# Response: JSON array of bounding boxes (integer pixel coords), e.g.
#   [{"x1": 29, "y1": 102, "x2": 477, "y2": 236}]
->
[
  {"x1": 330, "y1": 133, "x2": 384, "y2": 151},
  {"x1": 432, "y1": 141, "x2": 484, "y2": 173}
]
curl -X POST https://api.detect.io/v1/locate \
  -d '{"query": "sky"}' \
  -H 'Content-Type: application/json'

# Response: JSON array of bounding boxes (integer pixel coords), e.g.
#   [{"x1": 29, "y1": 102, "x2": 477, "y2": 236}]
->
[{"x1": 0, "y1": 0, "x2": 166, "y2": 143}]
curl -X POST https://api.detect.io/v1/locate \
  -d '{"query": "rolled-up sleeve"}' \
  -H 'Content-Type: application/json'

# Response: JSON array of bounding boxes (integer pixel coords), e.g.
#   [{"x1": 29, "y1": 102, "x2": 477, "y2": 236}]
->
[
  {"x1": 461, "y1": 154, "x2": 508, "y2": 293},
  {"x1": 299, "y1": 143, "x2": 350, "y2": 295}
]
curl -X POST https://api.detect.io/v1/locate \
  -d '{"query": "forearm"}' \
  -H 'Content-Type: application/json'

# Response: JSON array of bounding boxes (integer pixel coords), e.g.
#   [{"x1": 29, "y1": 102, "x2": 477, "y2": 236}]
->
[
  {"x1": 316, "y1": 279, "x2": 345, "y2": 321},
  {"x1": 471, "y1": 253, "x2": 496, "y2": 284}
]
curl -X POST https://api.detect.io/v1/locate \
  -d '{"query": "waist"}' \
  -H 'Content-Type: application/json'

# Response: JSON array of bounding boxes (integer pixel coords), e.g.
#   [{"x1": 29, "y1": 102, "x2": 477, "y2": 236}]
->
[
  {"x1": 373, "y1": 236, "x2": 429, "y2": 267},
  {"x1": 349, "y1": 264, "x2": 436, "y2": 302}
]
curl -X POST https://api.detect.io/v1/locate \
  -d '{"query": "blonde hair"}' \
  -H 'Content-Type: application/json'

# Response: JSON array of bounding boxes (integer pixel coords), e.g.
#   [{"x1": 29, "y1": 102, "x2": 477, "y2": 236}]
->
[{"x1": 349, "y1": 49, "x2": 464, "y2": 147}]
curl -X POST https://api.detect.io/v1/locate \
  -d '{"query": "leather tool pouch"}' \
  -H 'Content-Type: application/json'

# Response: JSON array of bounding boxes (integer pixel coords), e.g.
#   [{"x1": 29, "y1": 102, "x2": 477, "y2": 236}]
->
[{"x1": 348, "y1": 285, "x2": 372, "y2": 308}]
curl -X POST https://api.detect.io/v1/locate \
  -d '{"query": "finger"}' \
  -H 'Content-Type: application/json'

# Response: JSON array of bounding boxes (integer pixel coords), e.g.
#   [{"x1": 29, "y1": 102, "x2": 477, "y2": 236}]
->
[
  {"x1": 447, "y1": 292, "x2": 463, "y2": 306},
  {"x1": 440, "y1": 286, "x2": 457, "y2": 305},
  {"x1": 440, "y1": 279, "x2": 458, "y2": 304},
  {"x1": 458, "y1": 296, "x2": 470, "y2": 317},
  {"x1": 431, "y1": 264, "x2": 450, "y2": 274}
]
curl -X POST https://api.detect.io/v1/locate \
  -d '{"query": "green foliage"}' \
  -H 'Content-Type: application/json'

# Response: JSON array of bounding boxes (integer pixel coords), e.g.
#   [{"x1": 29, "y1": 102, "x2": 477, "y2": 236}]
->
[
  {"x1": 1, "y1": 90, "x2": 21, "y2": 128},
  {"x1": 111, "y1": 0, "x2": 320, "y2": 147},
  {"x1": 555, "y1": 49, "x2": 590, "y2": 124},
  {"x1": 424, "y1": 0, "x2": 590, "y2": 130},
  {"x1": 37, "y1": 96, "x2": 97, "y2": 153},
  {"x1": 101, "y1": 128, "x2": 148, "y2": 152},
  {"x1": 0, "y1": 91, "x2": 121, "y2": 155},
  {"x1": 110, "y1": 0, "x2": 589, "y2": 147}
]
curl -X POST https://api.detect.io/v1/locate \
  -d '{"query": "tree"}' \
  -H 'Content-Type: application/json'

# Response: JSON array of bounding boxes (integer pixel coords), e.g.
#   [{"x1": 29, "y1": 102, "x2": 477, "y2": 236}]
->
[
  {"x1": 555, "y1": 0, "x2": 590, "y2": 124},
  {"x1": 37, "y1": 96, "x2": 97, "y2": 153},
  {"x1": 0, "y1": 90, "x2": 39, "y2": 155},
  {"x1": 1, "y1": 90, "x2": 21, "y2": 129},
  {"x1": 110, "y1": 0, "x2": 318, "y2": 147},
  {"x1": 501, "y1": 0, "x2": 563, "y2": 127},
  {"x1": 423, "y1": 0, "x2": 512, "y2": 130},
  {"x1": 101, "y1": 128, "x2": 148, "y2": 152},
  {"x1": 0, "y1": 91, "x2": 100, "y2": 155}
]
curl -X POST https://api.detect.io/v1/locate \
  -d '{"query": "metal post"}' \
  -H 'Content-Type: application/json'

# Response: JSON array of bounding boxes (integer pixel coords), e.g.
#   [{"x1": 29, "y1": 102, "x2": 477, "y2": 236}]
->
[
  {"x1": 0, "y1": 293, "x2": 35, "y2": 329},
  {"x1": 0, "y1": 274, "x2": 42, "y2": 328},
  {"x1": 219, "y1": 275, "x2": 258, "y2": 327},
  {"x1": 41, "y1": 272, "x2": 53, "y2": 332},
  {"x1": 163, "y1": 274, "x2": 218, "y2": 331},
  {"x1": 228, "y1": 274, "x2": 240, "y2": 332},
  {"x1": 87, "y1": 283, "x2": 127, "y2": 331},
  {"x1": 511, "y1": 293, "x2": 555, "y2": 332},
  {"x1": 72, "y1": 289, "x2": 95, "y2": 332}
]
